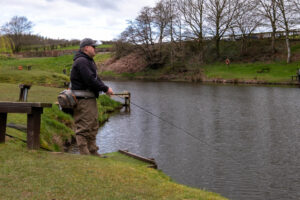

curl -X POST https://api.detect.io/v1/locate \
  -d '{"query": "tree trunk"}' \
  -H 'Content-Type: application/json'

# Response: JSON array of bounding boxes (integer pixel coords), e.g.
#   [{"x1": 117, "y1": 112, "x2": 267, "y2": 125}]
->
[
  {"x1": 241, "y1": 36, "x2": 246, "y2": 56},
  {"x1": 286, "y1": 32, "x2": 291, "y2": 63},
  {"x1": 271, "y1": 31, "x2": 276, "y2": 54},
  {"x1": 216, "y1": 38, "x2": 220, "y2": 58},
  {"x1": 198, "y1": 37, "x2": 204, "y2": 62}
]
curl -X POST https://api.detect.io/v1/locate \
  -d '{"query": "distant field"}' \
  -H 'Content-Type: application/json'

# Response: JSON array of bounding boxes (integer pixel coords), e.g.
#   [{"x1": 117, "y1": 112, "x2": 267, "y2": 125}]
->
[
  {"x1": 0, "y1": 53, "x2": 112, "y2": 87},
  {"x1": 19, "y1": 44, "x2": 113, "y2": 52},
  {"x1": 58, "y1": 44, "x2": 113, "y2": 50}
]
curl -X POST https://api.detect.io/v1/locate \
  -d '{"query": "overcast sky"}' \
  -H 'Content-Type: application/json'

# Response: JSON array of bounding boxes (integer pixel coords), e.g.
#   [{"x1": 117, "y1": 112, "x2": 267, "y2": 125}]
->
[{"x1": 0, "y1": 0, "x2": 157, "y2": 41}]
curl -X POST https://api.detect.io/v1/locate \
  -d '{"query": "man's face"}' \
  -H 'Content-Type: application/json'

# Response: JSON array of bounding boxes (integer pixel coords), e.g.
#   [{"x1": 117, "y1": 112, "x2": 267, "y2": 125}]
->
[{"x1": 84, "y1": 45, "x2": 96, "y2": 58}]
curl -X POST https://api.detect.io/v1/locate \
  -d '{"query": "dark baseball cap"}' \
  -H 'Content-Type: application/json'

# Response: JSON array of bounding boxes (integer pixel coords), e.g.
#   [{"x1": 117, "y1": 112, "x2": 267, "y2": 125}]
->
[{"x1": 80, "y1": 38, "x2": 98, "y2": 48}]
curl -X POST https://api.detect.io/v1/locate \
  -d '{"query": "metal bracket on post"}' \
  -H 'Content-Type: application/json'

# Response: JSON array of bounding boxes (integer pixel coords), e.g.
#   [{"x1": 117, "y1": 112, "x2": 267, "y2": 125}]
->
[{"x1": 19, "y1": 84, "x2": 31, "y2": 102}]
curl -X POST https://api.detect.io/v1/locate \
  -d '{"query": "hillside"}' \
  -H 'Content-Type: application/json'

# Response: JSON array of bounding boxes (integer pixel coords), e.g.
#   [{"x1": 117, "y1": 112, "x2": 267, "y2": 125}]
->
[{"x1": 99, "y1": 39, "x2": 300, "y2": 85}]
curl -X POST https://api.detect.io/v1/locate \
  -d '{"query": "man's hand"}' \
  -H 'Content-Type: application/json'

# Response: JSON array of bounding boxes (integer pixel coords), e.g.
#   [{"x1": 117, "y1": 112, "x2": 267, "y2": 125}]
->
[{"x1": 106, "y1": 87, "x2": 114, "y2": 96}]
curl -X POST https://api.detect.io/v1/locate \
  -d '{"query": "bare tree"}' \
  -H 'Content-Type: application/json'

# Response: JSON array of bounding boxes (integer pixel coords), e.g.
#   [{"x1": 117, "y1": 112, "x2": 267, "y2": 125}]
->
[
  {"x1": 276, "y1": 0, "x2": 297, "y2": 63},
  {"x1": 120, "y1": 7, "x2": 166, "y2": 67},
  {"x1": 257, "y1": 0, "x2": 278, "y2": 55},
  {"x1": 291, "y1": 0, "x2": 300, "y2": 11},
  {"x1": 1, "y1": 16, "x2": 33, "y2": 52},
  {"x1": 231, "y1": 0, "x2": 263, "y2": 55},
  {"x1": 167, "y1": 0, "x2": 176, "y2": 67},
  {"x1": 153, "y1": 0, "x2": 171, "y2": 46},
  {"x1": 205, "y1": 0, "x2": 240, "y2": 58},
  {"x1": 177, "y1": 0, "x2": 205, "y2": 47}
]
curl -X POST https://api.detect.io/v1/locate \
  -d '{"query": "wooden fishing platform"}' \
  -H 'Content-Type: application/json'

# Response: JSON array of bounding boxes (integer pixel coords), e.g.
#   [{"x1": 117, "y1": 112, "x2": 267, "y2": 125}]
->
[
  {"x1": 118, "y1": 150, "x2": 157, "y2": 169},
  {"x1": 0, "y1": 102, "x2": 52, "y2": 149},
  {"x1": 113, "y1": 91, "x2": 131, "y2": 111}
]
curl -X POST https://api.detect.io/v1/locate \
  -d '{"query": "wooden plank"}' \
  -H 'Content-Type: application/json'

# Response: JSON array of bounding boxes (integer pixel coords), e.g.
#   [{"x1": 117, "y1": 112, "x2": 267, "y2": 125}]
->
[
  {"x1": 113, "y1": 93, "x2": 130, "y2": 98},
  {"x1": 0, "y1": 102, "x2": 52, "y2": 113},
  {"x1": 118, "y1": 150, "x2": 157, "y2": 169},
  {"x1": 27, "y1": 107, "x2": 42, "y2": 149},
  {"x1": 0, "y1": 106, "x2": 32, "y2": 113},
  {"x1": 0, "y1": 102, "x2": 52, "y2": 108},
  {"x1": 0, "y1": 113, "x2": 7, "y2": 143}
]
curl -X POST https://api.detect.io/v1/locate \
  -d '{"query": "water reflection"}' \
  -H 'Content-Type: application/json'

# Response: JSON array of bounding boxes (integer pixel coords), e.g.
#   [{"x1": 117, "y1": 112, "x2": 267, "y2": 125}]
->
[{"x1": 97, "y1": 81, "x2": 300, "y2": 200}]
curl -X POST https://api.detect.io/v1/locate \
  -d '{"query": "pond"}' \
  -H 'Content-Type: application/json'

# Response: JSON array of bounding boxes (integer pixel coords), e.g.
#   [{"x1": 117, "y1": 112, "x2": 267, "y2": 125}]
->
[{"x1": 96, "y1": 81, "x2": 300, "y2": 200}]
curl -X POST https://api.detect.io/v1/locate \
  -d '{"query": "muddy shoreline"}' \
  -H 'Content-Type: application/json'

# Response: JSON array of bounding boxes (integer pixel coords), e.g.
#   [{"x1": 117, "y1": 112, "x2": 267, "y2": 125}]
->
[{"x1": 102, "y1": 75, "x2": 300, "y2": 87}]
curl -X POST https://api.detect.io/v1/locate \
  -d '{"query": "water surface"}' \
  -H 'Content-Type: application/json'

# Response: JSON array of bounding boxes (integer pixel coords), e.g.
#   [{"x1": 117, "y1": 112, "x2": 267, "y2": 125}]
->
[{"x1": 97, "y1": 81, "x2": 300, "y2": 200}]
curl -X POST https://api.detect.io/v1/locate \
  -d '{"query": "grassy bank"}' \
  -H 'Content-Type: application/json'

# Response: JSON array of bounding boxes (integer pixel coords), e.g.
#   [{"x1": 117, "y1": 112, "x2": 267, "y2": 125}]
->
[
  {"x1": 101, "y1": 60, "x2": 300, "y2": 84},
  {"x1": 0, "y1": 141, "x2": 227, "y2": 200}
]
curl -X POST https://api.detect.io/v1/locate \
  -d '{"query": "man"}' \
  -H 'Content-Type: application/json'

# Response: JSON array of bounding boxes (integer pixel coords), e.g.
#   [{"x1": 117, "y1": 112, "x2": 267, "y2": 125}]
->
[{"x1": 70, "y1": 38, "x2": 113, "y2": 156}]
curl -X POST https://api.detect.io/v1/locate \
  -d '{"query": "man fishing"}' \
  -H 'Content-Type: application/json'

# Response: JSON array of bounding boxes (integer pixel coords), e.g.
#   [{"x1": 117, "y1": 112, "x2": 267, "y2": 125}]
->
[{"x1": 70, "y1": 38, "x2": 113, "y2": 156}]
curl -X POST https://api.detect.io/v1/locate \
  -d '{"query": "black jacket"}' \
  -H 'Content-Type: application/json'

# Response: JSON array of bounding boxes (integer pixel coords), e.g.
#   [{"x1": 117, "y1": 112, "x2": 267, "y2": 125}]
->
[{"x1": 70, "y1": 51, "x2": 108, "y2": 98}]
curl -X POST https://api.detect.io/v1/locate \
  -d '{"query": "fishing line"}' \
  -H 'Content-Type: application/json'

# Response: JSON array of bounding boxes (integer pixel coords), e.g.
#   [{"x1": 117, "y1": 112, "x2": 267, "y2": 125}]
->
[
  {"x1": 114, "y1": 94, "x2": 242, "y2": 165},
  {"x1": 114, "y1": 94, "x2": 298, "y2": 198}
]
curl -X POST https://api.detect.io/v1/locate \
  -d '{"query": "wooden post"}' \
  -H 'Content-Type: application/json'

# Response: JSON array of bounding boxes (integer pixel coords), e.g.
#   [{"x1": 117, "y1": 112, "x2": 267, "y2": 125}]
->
[
  {"x1": 27, "y1": 107, "x2": 42, "y2": 149},
  {"x1": 124, "y1": 92, "x2": 131, "y2": 112},
  {"x1": 19, "y1": 84, "x2": 31, "y2": 102},
  {"x1": 0, "y1": 113, "x2": 7, "y2": 143}
]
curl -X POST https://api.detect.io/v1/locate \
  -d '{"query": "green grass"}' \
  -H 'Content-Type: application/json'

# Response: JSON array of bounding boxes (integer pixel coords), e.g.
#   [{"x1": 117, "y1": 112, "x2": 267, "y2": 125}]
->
[
  {"x1": 97, "y1": 94, "x2": 122, "y2": 124},
  {"x1": 202, "y1": 61, "x2": 300, "y2": 82},
  {"x1": 0, "y1": 141, "x2": 227, "y2": 200},
  {"x1": 0, "y1": 55, "x2": 72, "y2": 86},
  {"x1": 0, "y1": 53, "x2": 113, "y2": 87},
  {"x1": 101, "y1": 70, "x2": 121, "y2": 77},
  {"x1": 0, "y1": 54, "x2": 73, "y2": 73},
  {"x1": 97, "y1": 44, "x2": 113, "y2": 49},
  {"x1": 94, "y1": 52, "x2": 112, "y2": 63}
]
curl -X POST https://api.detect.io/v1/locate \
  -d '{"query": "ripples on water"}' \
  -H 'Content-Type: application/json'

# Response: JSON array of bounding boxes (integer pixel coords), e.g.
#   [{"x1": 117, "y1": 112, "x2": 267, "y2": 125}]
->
[{"x1": 95, "y1": 81, "x2": 300, "y2": 200}]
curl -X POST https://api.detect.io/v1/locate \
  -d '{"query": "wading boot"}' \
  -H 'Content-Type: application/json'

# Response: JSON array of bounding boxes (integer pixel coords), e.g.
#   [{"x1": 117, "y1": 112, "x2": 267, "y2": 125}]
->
[{"x1": 78, "y1": 145, "x2": 90, "y2": 155}]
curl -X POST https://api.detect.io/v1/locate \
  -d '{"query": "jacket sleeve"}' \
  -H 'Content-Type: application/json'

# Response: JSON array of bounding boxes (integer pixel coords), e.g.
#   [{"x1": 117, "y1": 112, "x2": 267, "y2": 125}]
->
[{"x1": 77, "y1": 58, "x2": 109, "y2": 93}]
